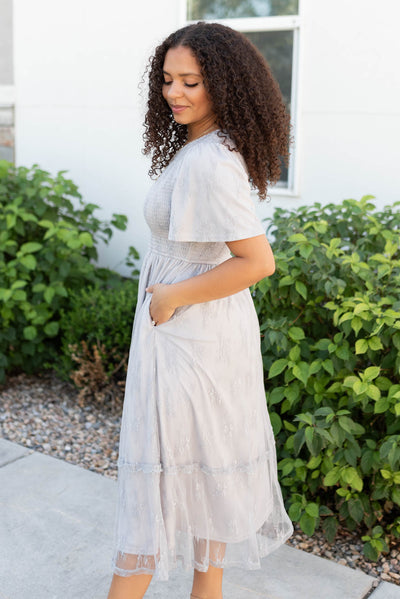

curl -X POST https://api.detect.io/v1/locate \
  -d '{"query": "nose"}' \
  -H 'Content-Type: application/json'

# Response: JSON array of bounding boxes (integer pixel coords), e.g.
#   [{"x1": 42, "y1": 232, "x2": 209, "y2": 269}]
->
[{"x1": 166, "y1": 80, "x2": 184, "y2": 101}]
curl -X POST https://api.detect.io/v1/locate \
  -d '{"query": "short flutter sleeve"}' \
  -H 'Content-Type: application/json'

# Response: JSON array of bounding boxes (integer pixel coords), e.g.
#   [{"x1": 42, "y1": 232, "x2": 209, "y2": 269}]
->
[{"x1": 168, "y1": 139, "x2": 266, "y2": 243}]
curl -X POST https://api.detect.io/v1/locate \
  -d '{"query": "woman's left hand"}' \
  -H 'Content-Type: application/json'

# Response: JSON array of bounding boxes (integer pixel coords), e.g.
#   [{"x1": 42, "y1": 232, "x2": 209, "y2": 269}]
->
[{"x1": 146, "y1": 283, "x2": 177, "y2": 325}]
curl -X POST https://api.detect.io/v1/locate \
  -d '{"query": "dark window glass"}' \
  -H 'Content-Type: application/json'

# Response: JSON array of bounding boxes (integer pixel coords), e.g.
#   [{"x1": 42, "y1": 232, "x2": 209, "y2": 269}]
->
[
  {"x1": 245, "y1": 30, "x2": 294, "y2": 186},
  {"x1": 187, "y1": 0, "x2": 299, "y2": 20}
]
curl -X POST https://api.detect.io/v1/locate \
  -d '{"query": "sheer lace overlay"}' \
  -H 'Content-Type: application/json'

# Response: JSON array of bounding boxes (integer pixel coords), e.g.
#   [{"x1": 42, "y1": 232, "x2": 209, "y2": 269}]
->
[{"x1": 111, "y1": 131, "x2": 293, "y2": 580}]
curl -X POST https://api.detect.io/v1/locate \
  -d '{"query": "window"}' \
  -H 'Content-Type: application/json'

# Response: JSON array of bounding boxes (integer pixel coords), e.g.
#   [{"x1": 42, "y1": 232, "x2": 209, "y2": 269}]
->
[{"x1": 185, "y1": 0, "x2": 301, "y2": 194}]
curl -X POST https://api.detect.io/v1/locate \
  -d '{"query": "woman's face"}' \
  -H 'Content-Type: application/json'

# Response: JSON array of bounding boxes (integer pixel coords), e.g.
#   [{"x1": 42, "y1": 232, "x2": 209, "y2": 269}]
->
[{"x1": 162, "y1": 45, "x2": 215, "y2": 133}]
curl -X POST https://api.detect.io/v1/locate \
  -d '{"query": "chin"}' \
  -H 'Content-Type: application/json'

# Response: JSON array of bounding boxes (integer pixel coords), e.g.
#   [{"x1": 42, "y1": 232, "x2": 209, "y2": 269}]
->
[{"x1": 172, "y1": 115, "x2": 189, "y2": 125}]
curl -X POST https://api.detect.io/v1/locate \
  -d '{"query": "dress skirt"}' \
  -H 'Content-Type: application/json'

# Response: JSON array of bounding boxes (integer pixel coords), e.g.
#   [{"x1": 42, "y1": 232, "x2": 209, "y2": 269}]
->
[{"x1": 111, "y1": 130, "x2": 293, "y2": 580}]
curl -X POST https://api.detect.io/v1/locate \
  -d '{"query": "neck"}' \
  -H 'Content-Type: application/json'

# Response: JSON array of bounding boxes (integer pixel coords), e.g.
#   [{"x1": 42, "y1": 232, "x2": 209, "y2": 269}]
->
[{"x1": 186, "y1": 118, "x2": 218, "y2": 143}]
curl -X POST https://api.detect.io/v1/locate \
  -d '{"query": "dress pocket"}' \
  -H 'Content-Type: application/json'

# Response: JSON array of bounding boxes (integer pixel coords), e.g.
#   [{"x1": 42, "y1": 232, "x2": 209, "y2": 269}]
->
[{"x1": 147, "y1": 297, "x2": 189, "y2": 329}]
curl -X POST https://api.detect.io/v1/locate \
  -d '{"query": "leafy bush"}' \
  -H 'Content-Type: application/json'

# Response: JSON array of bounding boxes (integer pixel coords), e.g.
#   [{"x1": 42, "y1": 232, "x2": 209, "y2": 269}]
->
[
  {"x1": 252, "y1": 195, "x2": 400, "y2": 560},
  {"x1": 55, "y1": 279, "x2": 138, "y2": 407},
  {"x1": 0, "y1": 160, "x2": 137, "y2": 381}
]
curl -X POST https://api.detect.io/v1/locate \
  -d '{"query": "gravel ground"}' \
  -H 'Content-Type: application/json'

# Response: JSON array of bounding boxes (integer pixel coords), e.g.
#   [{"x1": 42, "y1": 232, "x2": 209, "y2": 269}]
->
[{"x1": 1, "y1": 371, "x2": 399, "y2": 587}]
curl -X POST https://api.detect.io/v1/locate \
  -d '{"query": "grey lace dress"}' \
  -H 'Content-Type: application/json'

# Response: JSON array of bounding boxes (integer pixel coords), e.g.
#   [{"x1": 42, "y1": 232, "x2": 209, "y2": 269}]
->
[{"x1": 111, "y1": 130, "x2": 293, "y2": 580}]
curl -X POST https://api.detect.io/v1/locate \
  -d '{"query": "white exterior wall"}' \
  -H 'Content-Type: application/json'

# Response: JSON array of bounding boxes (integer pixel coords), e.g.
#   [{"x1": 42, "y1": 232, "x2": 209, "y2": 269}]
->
[{"x1": 13, "y1": 0, "x2": 400, "y2": 274}]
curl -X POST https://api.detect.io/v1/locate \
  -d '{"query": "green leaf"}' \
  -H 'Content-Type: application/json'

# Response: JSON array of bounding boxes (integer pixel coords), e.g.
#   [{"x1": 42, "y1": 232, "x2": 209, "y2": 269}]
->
[
  {"x1": 339, "y1": 312, "x2": 353, "y2": 324},
  {"x1": 338, "y1": 416, "x2": 356, "y2": 434},
  {"x1": 322, "y1": 516, "x2": 338, "y2": 543},
  {"x1": 319, "y1": 505, "x2": 333, "y2": 516},
  {"x1": 44, "y1": 287, "x2": 55, "y2": 304},
  {"x1": 299, "y1": 512, "x2": 316, "y2": 536},
  {"x1": 348, "y1": 498, "x2": 364, "y2": 524},
  {"x1": 12, "y1": 289, "x2": 27, "y2": 301},
  {"x1": 353, "y1": 380, "x2": 368, "y2": 395},
  {"x1": 0, "y1": 288, "x2": 12, "y2": 302},
  {"x1": 309, "y1": 360, "x2": 321, "y2": 375},
  {"x1": 392, "y1": 487, "x2": 400, "y2": 507},
  {"x1": 336, "y1": 344, "x2": 350, "y2": 360},
  {"x1": 268, "y1": 359, "x2": 288, "y2": 378},
  {"x1": 279, "y1": 275, "x2": 293, "y2": 287},
  {"x1": 304, "y1": 426, "x2": 315, "y2": 453},
  {"x1": 289, "y1": 233, "x2": 308, "y2": 243},
  {"x1": 366, "y1": 384, "x2": 381, "y2": 401},
  {"x1": 280, "y1": 459, "x2": 294, "y2": 476},
  {"x1": 354, "y1": 303, "x2": 369, "y2": 315},
  {"x1": 268, "y1": 387, "x2": 285, "y2": 406},
  {"x1": 288, "y1": 502, "x2": 302, "y2": 521},
  {"x1": 55, "y1": 284, "x2": 68, "y2": 298},
  {"x1": 355, "y1": 339, "x2": 368, "y2": 354},
  {"x1": 288, "y1": 326, "x2": 305, "y2": 342},
  {"x1": 305, "y1": 502, "x2": 319, "y2": 518},
  {"x1": 322, "y1": 359, "x2": 334, "y2": 376},
  {"x1": 342, "y1": 467, "x2": 363, "y2": 491},
  {"x1": 307, "y1": 455, "x2": 322, "y2": 469},
  {"x1": 283, "y1": 419, "x2": 297, "y2": 432},
  {"x1": 23, "y1": 326, "x2": 37, "y2": 340},
  {"x1": 293, "y1": 362, "x2": 310, "y2": 386},
  {"x1": 368, "y1": 337, "x2": 383, "y2": 351},
  {"x1": 38, "y1": 219, "x2": 54, "y2": 229},
  {"x1": 293, "y1": 428, "x2": 306, "y2": 455},
  {"x1": 324, "y1": 469, "x2": 340, "y2": 486},
  {"x1": 351, "y1": 316, "x2": 363, "y2": 335},
  {"x1": 20, "y1": 241, "x2": 42, "y2": 254},
  {"x1": 269, "y1": 412, "x2": 282, "y2": 435},
  {"x1": 10, "y1": 280, "x2": 27, "y2": 290},
  {"x1": 363, "y1": 541, "x2": 379, "y2": 561},
  {"x1": 289, "y1": 345, "x2": 301, "y2": 362},
  {"x1": 20, "y1": 254, "x2": 37, "y2": 270},
  {"x1": 44, "y1": 321, "x2": 59, "y2": 337},
  {"x1": 32, "y1": 283, "x2": 46, "y2": 293},
  {"x1": 361, "y1": 449, "x2": 374, "y2": 473},
  {"x1": 295, "y1": 280, "x2": 307, "y2": 300},
  {"x1": 343, "y1": 376, "x2": 359, "y2": 389},
  {"x1": 313, "y1": 339, "x2": 331, "y2": 351},
  {"x1": 79, "y1": 232, "x2": 93, "y2": 246},
  {"x1": 363, "y1": 366, "x2": 380, "y2": 382},
  {"x1": 295, "y1": 412, "x2": 314, "y2": 426},
  {"x1": 299, "y1": 244, "x2": 313, "y2": 260},
  {"x1": 374, "y1": 398, "x2": 390, "y2": 413}
]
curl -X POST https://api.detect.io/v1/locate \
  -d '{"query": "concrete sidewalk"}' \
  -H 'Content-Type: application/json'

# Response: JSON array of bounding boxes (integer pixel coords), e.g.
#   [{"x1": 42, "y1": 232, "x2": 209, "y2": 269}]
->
[{"x1": 0, "y1": 438, "x2": 399, "y2": 599}]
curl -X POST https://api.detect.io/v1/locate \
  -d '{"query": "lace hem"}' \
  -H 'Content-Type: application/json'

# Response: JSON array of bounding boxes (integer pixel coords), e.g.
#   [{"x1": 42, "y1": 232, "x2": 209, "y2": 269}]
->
[
  {"x1": 117, "y1": 451, "x2": 272, "y2": 475},
  {"x1": 112, "y1": 526, "x2": 294, "y2": 580}
]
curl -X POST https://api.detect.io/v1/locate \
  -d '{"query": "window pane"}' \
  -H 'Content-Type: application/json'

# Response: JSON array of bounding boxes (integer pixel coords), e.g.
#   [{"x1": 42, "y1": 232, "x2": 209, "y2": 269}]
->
[
  {"x1": 187, "y1": 0, "x2": 299, "y2": 20},
  {"x1": 245, "y1": 30, "x2": 293, "y2": 186}
]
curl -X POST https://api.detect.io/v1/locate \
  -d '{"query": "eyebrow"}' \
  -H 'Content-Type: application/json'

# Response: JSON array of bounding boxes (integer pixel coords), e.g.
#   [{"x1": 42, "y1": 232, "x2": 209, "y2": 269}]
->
[{"x1": 163, "y1": 70, "x2": 202, "y2": 77}]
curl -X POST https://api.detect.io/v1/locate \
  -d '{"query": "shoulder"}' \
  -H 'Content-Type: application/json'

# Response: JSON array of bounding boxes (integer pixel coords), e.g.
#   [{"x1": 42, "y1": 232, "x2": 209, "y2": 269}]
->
[{"x1": 181, "y1": 132, "x2": 249, "y2": 180}]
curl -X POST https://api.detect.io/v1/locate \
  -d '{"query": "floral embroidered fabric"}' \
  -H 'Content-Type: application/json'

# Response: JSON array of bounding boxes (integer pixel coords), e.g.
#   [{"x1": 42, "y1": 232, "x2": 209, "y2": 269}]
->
[{"x1": 111, "y1": 130, "x2": 293, "y2": 580}]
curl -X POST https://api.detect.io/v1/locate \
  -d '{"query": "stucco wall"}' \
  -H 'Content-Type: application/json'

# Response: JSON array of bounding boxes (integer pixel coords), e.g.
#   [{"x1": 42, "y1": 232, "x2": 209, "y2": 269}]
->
[
  {"x1": 13, "y1": 0, "x2": 400, "y2": 274},
  {"x1": 0, "y1": 0, "x2": 13, "y2": 84}
]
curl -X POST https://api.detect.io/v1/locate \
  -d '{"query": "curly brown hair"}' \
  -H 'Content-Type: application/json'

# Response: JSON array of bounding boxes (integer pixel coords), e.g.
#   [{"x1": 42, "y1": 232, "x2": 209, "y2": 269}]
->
[{"x1": 142, "y1": 22, "x2": 291, "y2": 200}]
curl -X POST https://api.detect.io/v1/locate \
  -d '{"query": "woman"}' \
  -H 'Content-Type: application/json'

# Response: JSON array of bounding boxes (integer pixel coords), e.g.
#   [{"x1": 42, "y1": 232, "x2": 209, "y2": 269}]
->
[{"x1": 107, "y1": 22, "x2": 293, "y2": 599}]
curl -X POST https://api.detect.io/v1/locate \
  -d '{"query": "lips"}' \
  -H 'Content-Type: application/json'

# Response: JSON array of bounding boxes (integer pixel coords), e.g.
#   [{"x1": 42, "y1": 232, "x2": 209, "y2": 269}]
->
[{"x1": 171, "y1": 105, "x2": 188, "y2": 114}]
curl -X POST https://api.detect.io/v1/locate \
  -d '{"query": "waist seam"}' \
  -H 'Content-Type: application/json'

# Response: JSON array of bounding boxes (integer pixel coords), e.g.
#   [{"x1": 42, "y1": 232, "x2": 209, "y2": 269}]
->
[{"x1": 147, "y1": 247, "x2": 226, "y2": 266}]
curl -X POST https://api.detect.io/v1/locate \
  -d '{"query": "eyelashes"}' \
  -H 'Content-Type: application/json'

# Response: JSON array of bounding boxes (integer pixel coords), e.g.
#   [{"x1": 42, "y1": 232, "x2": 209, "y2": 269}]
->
[{"x1": 163, "y1": 81, "x2": 199, "y2": 88}]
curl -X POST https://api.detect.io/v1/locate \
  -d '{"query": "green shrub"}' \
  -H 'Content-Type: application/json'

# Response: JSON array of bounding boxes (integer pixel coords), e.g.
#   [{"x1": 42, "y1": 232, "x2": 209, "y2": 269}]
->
[
  {"x1": 252, "y1": 195, "x2": 400, "y2": 560},
  {"x1": 55, "y1": 279, "x2": 138, "y2": 407},
  {"x1": 0, "y1": 160, "x2": 136, "y2": 381}
]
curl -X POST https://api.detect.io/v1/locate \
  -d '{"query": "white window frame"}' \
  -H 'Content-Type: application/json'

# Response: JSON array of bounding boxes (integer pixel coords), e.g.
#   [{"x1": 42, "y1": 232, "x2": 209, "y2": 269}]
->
[{"x1": 180, "y1": 1, "x2": 303, "y2": 197}]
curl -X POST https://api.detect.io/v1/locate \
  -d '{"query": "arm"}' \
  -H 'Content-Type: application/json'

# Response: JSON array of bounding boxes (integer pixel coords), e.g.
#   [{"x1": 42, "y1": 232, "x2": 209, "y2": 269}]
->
[{"x1": 147, "y1": 234, "x2": 275, "y2": 325}]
